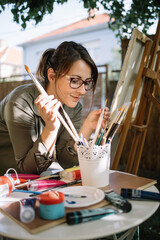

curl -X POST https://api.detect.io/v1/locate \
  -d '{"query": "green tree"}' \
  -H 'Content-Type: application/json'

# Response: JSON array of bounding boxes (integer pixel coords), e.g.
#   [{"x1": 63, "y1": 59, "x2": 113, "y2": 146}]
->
[{"x1": 0, "y1": 0, "x2": 159, "y2": 38}]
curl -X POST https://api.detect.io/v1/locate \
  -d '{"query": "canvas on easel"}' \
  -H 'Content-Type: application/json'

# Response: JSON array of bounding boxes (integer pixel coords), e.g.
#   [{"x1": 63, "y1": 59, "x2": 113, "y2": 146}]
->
[
  {"x1": 110, "y1": 17, "x2": 160, "y2": 174},
  {"x1": 110, "y1": 28, "x2": 152, "y2": 122}
]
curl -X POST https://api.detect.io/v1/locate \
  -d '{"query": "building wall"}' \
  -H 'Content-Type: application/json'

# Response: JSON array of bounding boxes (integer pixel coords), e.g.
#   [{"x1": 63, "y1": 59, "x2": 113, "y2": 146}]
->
[
  {"x1": 0, "y1": 45, "x2": 23, "y2": 79},
  {"x1": 22, "y1": 23, "x2": 120, "y2": 77}
]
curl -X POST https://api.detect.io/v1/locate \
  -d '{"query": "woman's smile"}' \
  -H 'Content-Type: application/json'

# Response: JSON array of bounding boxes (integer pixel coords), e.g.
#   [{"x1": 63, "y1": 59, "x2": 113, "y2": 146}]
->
[{"x1": 71, "y1": 95, "x2": 81, "y2": 101}]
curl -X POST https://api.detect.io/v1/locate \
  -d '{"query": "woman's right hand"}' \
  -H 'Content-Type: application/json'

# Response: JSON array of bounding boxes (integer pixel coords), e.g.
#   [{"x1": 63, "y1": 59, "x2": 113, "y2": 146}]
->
[{"x1": 35, "y1": 94, "x2": 61, "y2": 132}]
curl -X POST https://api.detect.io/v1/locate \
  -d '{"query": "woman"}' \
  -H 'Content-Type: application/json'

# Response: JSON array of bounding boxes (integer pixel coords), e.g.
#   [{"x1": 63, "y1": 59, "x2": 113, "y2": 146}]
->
[{"x1": 0, "y1": 41, "x2": 110, "y2": 174}]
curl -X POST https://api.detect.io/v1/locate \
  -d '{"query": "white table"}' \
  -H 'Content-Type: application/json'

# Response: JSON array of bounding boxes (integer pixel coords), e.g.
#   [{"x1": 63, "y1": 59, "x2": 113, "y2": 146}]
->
[{"x1": 0, "y1": 185, "x2": 159, "y2": 240}]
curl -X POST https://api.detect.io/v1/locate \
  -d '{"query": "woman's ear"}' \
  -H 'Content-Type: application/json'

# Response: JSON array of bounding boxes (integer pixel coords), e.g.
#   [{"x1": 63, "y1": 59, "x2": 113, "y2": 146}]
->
[{"x1": 48, "y1": 68, "x2": 55, "y2": 82}]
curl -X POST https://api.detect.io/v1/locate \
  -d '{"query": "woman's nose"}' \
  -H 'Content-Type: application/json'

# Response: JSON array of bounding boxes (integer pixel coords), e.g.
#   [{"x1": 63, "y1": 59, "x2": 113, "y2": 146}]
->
[{"x1": 77, "y1": 84, "x2": 86, "y2": 95}]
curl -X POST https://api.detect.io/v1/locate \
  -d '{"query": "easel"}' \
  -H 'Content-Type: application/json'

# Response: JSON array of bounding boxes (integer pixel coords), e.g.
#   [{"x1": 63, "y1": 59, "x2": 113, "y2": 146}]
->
[{"x1": 111, "y1": 17, "x2": 160, "y2": 175}]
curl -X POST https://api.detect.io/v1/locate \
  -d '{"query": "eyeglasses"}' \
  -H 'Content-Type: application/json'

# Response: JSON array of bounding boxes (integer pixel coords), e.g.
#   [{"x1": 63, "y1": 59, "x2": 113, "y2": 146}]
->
[{"x1": 65, "y1": 75, "x2": 94, "y2": 91}]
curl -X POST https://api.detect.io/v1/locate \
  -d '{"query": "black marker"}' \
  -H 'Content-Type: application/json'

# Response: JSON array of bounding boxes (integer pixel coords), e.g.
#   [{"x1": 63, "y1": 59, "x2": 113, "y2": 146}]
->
[
  {"x1": 66, "y1": 207, "x2": 118, "y2": 225},
  {"x1": 121, "y1": 188, "x2": 160, "y2": 201},
  {"x1": 104, "y1": 189, "x2": 132, "y2": 213}
]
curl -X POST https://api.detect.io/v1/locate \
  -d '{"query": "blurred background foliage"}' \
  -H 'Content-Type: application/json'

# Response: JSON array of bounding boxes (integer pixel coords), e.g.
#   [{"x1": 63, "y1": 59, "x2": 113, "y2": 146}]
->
[{"x1": 0, "y1": 0, "x2": 159, "y2": 38}]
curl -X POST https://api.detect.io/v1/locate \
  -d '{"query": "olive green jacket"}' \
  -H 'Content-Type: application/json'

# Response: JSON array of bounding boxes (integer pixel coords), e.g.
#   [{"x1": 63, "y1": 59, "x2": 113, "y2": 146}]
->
[{"x1": 0, "y1": 84, "x2": 82, "y2": 174}]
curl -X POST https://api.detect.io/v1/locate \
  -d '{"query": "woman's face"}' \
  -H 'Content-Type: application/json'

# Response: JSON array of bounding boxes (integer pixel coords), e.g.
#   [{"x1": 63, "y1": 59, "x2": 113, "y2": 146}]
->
[{"x1": 53, "y1": 59, "x2": 92, "y2": 108}]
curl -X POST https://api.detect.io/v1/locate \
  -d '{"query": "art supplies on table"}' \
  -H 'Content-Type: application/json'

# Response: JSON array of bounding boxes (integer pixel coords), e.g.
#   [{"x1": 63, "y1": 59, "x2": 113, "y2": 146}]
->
[
  {"x1": 66, "y1": 207, "x2": 118, "y2": 225},
  {"x1": 0, "y1": 175, "x2": 16, "y2": 197},
  {"x1": 121, "y1": 188, "x2": 160, "y2": 201},
  {"x1": 108, "y1": 171, "x2": 157, "y2": 194},
  {"x1": 13, "y1": 189, "x2": 87, "y2": 199},
  {"x1": 59, "y1": 169, "x2": 81, "y2": 181},
  {"x1": 104, "y1": 189, "x2": 132, "y2": 213},
  {"x1": 13, "y1": 189, "x2": 43, "y2": 195},
  {"x1": 14, "y1": 178, "x2": 82, "y2": 196},
  {"x1": 2, "y1": 168, "x2": 42, "y2": 190},
  {"x1": 38, "y1": 166, "x2": 81, "y2": 181},
  {"x1": 11, "y1": 177, "x2": 27, "y2": 184},
  {"x1": 5, "y1": 173, "x2": 40, "y2": 180},
  {"x1": 0, "y1": 171, "x2": 157, "y2": 234},
  {"x1": 27, "y1": 179, "x2": 66, "y2": 191},
  {"x1": 60, "y1": 186, "x2": 105, "y2": 208},
  {"x1": 0, "y1": 168, "x2": 20, "y2": 197},
  {"x1": 39, "y1": 191, "x2": 65, "y2": 220},
  {"x1": 14, "y1": 169, "x2": 82, "y2": 192},
  {"x1": 60, "y1": 166, "x2": 80, "y2": 172},
  {"x1": 77, "y1": 142, "x2": 110, "y2": 187},
  {"x1": 20, "y1": 198, "x2": 36, "y2": 223},
  {"x1": 29, "y1": 179, "x2": 82, "y2": 197},
  {"x1": 64, "y1": 193, "x2": 87, "y2": 198}
]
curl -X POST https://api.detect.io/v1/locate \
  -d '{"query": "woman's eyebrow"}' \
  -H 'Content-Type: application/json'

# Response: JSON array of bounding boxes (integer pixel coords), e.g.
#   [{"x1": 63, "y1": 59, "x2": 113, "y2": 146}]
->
[
  {"x1": 71, "y1": 74, "x2": 92, "y2": 80},
  {"x1": 71, "y1": 74, "x2": 81, "y2": 78}
]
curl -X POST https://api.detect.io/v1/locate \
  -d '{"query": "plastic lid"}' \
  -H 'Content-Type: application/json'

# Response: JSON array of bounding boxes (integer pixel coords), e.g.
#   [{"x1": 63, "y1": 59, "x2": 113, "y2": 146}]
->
[
  {"x1": 39, "y1": 191, "x2": 65, "y2": 205},
  {"x1": 4, "y1": 168, "x2": 20, "y2": 185}
]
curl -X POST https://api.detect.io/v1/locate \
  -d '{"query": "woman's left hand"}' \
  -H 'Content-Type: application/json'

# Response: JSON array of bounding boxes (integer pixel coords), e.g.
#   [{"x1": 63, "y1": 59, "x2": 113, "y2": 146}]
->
[
  {"x1": 89, "y1": 107, "x2": 110, "y2": 130},
  {"x1": 80, "y1": 107, "x2": 110, "y2": 140},
  {"x1": 102, "y1": 107, "x2": 110, "y2": 128}
]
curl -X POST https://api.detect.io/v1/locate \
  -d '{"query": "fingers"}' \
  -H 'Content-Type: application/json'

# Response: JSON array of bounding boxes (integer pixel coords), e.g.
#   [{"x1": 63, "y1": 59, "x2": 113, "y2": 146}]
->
[
  {"x1": 42, "y1": 99, "x2": 59, "y2": 114},
  {"x1": 48, "y1": 101, "x2": 61, "y2": 121},
  {"x1": 35, "y1": 94, "x2": 61, "y2": 120},
  {"x1": 35, "y1": 94, "x2": 58, "y2": 111},
  {"x1": 35, "y1": 94, "x2": 55, "y2": 108},
  {"x1": 103, "y1": 107, "x2": 110, "y2": 121},
  {"x1": 101, "y1": 108, "x2": 110, "y2": 129}
]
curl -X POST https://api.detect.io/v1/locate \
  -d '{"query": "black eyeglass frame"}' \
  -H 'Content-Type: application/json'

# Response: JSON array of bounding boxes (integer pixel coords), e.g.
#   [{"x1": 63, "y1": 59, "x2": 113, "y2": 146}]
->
[{"x1": 65, "y1": 75, "x2": 94, "y2": 91}]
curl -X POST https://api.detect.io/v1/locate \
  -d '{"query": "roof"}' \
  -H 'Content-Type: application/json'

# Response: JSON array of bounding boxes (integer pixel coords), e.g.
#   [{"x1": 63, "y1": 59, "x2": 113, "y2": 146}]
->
[
  {"x1": 0, "y1": 47, "x2": 8, "y2": 60},
  {"x1": 0, "y1": 46, "x2": 22, "y2": 66},
  {"x1": 23, "y1": 13, "x2": 110, "y2": 44}
]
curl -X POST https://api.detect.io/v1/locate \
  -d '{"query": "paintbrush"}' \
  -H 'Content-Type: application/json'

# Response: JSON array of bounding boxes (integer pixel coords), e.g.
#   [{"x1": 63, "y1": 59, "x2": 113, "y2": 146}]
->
[
  {"x1": 92, "y1": 98, "x2": 108, "y2": 146},
  {"x1": 13, "y1": 189, "x2": 86, "y2": 198},
  {"x1": 29, "y1": 179, "x2": 82, "y2": 197},
  {"x1": 104, "y1": 102, "x2": 131, "y2": 142}
]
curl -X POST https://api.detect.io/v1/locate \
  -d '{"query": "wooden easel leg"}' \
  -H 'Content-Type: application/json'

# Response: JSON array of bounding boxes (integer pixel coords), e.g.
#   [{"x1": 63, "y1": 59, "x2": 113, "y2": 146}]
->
[
  {"x1": 125, "y1": 131, "x2": 140, "y2": 173},
  {"x1": 132, "y1": 130, "x2": 147, "y2": 175}
]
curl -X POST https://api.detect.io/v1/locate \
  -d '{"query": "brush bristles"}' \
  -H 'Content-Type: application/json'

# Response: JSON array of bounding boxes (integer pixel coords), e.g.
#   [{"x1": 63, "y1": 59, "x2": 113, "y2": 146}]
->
[
  {"x1": 25, "y1": 65, "x2": 30, "y2": 73},
  {"x1": 104, "y1": 98, "x2": 108, "y2": 106}
]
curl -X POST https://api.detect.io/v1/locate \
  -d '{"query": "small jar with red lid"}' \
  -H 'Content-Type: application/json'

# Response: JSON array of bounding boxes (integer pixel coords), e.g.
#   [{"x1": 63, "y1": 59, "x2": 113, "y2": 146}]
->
[{"x1": 39, "y1": 191, "x2": 65, "y2": 220}]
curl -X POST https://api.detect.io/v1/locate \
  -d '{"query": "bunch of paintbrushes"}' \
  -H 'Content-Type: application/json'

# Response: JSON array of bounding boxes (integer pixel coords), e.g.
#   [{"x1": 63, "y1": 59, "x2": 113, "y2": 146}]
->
[
  {"x1": 24, "y1": 65, "x2": 87, "y2": 147},
  {"x1": 92, "y1": 98, "x2": 108, "y2": 146},
  {"x1": 94, "y1": 102, "x2": 131, "y2": 146}
]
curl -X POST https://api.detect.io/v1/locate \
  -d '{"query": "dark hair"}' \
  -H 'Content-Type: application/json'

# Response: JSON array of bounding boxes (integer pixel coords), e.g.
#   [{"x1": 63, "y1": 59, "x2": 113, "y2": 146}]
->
[{"x1": 36, "y1": 41, "x2": 98, "y2": 93}]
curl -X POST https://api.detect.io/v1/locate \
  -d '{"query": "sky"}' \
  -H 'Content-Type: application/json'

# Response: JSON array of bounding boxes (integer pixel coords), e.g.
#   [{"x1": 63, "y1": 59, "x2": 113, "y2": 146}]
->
[
  {"x1": 0, "y1": 0, "x2": 96, "y2": 47},
  {"x1": 0, "y1": 0, "x2": 158, "y2": 47}
]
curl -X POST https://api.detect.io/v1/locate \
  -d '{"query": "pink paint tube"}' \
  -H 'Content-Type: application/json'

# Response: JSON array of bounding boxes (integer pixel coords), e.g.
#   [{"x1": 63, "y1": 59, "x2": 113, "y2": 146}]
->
[
  {"x1": 7, "y1": 174, "x2": 40, "y2": 180},
  {"x1": 27, "y1": 179, "x2": 66, "y2": 191}
]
